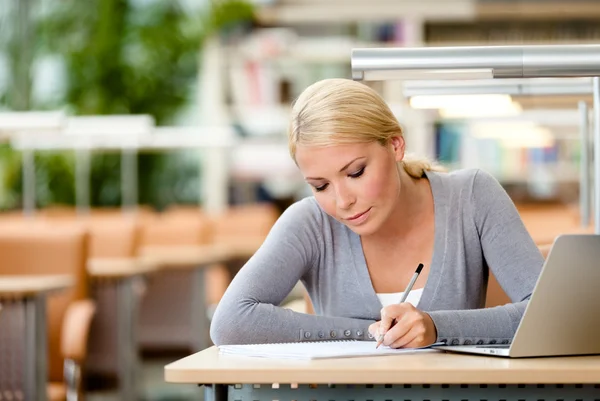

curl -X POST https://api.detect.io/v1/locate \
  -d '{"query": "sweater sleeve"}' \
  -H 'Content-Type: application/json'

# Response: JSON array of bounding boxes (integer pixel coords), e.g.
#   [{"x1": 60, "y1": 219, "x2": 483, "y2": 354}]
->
[
  {"x1": 428, "y1": 169, "x2": 544, "y2": 345},
  {"x1": 210, "y1": 199, "x2": 375, "y2": 345}
]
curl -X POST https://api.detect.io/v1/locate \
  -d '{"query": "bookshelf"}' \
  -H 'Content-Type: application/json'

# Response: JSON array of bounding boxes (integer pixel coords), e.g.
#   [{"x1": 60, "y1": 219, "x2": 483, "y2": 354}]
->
[
  {"x1": 213, "y1": 2, "x2": 600, "y2": 204},
  {"x1": 476, "y1": 1, "x2": 600, "y2": 21},
  {"x1": 436, "y1": 121, "x2": 581, "y2": 181},
  {"x1": 425, "y1": 19, "x2": 600, "y2": 46},
  {"x1": 255, "y1": 0, "x2": 476, "y2": 24}
]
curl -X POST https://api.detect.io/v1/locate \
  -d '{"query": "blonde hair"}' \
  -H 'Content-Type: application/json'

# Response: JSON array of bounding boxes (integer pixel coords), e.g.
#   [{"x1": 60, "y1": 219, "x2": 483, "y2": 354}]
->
[{"x1": 288, "y1": 78, "x2": 444, "y2": 179}]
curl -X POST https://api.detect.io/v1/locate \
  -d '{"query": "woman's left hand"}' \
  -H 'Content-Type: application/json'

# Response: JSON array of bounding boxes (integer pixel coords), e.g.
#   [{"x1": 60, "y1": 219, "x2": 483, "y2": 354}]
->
[{"x1": 368, "y1": 303, "x2": 438, "y2": 348}]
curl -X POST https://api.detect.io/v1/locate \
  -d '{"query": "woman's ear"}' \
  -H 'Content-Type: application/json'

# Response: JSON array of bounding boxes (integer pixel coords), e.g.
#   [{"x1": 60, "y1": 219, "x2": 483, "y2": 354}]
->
[{"x1": 390, "y1": 136, "x2": 405, "y2": 162}]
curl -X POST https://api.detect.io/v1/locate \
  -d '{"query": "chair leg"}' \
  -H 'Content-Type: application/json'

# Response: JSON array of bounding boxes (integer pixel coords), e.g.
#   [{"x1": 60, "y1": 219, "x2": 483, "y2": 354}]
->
[{"x1": 64, "y1": 359, "x2": 81, "y2": 401}]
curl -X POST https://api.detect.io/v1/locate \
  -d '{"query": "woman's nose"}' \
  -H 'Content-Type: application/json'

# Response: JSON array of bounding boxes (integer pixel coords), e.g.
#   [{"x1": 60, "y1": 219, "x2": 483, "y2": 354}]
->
[{"x1": 335, "y1": 185, "x2": 355, "y2": 210}]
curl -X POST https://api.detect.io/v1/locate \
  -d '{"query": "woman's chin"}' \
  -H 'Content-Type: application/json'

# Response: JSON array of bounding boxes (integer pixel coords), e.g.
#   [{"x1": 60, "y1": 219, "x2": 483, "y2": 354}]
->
[{"x1": 344, "y1": 220, "x2": 378, "y2": 237}]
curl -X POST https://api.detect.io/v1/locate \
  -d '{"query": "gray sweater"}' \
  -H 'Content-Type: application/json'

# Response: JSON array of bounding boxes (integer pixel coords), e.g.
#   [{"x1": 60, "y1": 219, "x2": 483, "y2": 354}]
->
[{"x1": 210, "y1": 168, "x2": 544, "y2": 346}]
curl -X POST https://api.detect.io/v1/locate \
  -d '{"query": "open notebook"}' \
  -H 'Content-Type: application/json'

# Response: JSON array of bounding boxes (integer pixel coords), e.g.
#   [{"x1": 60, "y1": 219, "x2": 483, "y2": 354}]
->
[{"x1": 218, "y1": 340, "x2": 443, "y2": 360}]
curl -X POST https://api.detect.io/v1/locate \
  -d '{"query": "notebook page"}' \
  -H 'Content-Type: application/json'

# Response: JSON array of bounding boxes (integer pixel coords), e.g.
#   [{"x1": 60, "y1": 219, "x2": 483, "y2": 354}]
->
[{"x1": 218, "y1": 341, "x2": 442, "y2": 360}]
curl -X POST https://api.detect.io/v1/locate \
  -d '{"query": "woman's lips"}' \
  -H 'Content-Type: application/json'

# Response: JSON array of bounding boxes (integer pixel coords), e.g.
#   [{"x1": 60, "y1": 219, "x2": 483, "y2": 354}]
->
[{"x1": 345, "y1": 207, "x2": 372, "y2": 224}]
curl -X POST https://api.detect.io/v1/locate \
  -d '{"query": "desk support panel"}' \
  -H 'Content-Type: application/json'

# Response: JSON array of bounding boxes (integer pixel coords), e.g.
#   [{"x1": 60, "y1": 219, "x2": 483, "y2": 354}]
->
[
  {"x1": 0, "y1": 297, "x2": 48, "y2": 401},
  {"x1": 204, "y1": 383, "x2": 600, "y2": 401},
  {"x1": 191, "y1": 267, "x2": 209, "y2": 352},
  {"x1": 117, "y1": 276, "x2": 142, "y2": 401}
]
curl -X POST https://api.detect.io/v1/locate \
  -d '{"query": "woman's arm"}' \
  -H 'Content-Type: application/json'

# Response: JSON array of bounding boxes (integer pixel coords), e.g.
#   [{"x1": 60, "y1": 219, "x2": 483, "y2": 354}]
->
[
  {"x1": 428, "y1": 169, "x2": 544, "y2": 345},
  {"x1": 210, "y1": 199, "x2": 375, "y2": 345}
]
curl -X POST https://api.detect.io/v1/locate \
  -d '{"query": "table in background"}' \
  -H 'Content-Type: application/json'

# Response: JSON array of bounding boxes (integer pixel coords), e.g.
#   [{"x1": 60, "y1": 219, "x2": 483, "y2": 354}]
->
[
  {"x1": 87, "y1": 258, "x2": 157, "y2": 401},
  {"x1": 139, "y1": 241, "x2": 260, "y2": 352},
  {"x1": 0, "y1": 275, "x2": 73, "y2": 401}
]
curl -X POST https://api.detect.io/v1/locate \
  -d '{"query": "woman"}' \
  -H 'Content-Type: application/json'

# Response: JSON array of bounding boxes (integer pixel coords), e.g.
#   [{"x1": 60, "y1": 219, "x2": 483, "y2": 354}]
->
[{"x1": 210, "y1": 78, "x2": 543, "y2": 349}]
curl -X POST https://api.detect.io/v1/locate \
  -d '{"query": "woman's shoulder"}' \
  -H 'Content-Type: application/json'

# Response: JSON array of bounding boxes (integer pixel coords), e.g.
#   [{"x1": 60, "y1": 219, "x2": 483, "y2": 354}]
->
[
  {"x1": 283, "y1": 196, "x2": 322, "y2": 218},
  {"x1": 427, "y1": 168, "x2": 505, "y2": 211},
  {"x1": 428, "y1": 167, "x2": 498, "y2": 193},
  {"x1": 276, "y1": 196, "x2": 329, "y2": 232}
]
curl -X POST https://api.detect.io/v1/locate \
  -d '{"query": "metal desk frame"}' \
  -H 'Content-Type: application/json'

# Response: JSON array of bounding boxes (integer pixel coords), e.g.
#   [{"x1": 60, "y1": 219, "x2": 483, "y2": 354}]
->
[{"x1": 204, "y1": 382, "x2": 599, "y2": 401}]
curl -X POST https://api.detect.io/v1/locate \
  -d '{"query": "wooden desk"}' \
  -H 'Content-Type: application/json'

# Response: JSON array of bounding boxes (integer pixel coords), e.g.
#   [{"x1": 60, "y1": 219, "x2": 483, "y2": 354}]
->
[
  {"x1": 87, "y1": 257, "x2": 157, "y2": 278},
  {"x1": 139, "y1": 240, "x2": 263, "y2": 268},
  {"x1": 166, "y1": 346, "x2": 600, "y2": 401},
  {"x1": 0, "y1": 275, "x2": 73, "y2": 401},
  {"x1": 0, "y1": 275, "x2": 73, "y2": 297},
  {"x1": 139, "y1": 244, "x2": 237, "y2": 268},
  {"x1": 87, "y1": 258, "x2": 157, "y2": 401}
]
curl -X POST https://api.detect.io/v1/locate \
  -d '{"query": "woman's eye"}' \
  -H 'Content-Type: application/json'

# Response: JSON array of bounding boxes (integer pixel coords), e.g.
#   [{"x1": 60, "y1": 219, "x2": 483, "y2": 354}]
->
[
  {"x1": 349, "y1": 167, "x2": 365, "y2": 178},
  {"x1": 315, "y1": 183, "x2": 329, "y2": 192}
]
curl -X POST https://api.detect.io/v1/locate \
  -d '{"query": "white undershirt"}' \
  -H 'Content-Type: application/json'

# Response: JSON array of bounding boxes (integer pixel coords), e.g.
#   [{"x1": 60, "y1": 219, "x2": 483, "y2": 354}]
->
[{"x1": 376, "y1": 288, "x2": 424, "y2": 308}]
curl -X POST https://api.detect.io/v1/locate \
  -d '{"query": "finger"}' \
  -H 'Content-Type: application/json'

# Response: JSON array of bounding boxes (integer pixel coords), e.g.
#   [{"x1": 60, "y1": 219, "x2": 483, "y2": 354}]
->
[
  {"x1": 402, "y1": 330, "x2": 431, "y2": 349},
  {"x1": 383, "y1": 314, "x2": 413, "y2": 346},
  {"x1": 378, "y1": 308, "x2": 395, "y2": 334},
  {"x1": 389, "y1": 325, "x2": 421, "y2": 349},
  {"x1": 391, "y1": 314, "x2": 435, "y2": 349},
  {"x1": 379, "y1": 304, "x2": 410, "y2": 333},
  {"x1": 368, "y1": 322, "x2": 380, "y2": 337}
]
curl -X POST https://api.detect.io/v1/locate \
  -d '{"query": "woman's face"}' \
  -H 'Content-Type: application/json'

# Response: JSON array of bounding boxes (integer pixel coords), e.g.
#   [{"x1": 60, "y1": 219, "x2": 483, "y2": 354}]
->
[{"x1": 295, "y1": 137, "x2": 405, "y2": 236}]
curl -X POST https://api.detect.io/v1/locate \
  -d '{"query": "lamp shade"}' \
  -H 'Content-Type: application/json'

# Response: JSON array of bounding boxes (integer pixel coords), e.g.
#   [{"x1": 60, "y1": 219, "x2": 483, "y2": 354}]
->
[{"x1": 352, "y1": 45, "x2": 600, "y2": 81}]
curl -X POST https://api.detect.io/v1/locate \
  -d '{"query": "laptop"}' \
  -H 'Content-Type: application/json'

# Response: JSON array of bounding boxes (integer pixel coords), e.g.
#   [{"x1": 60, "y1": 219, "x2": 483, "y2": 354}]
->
[{"x1": 432, "y1": 234, "x2": 600, "y2": 358}]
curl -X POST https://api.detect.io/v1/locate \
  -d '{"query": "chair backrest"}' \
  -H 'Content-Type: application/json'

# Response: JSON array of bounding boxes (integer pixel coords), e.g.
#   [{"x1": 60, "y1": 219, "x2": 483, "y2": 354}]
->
[
  {"x1": 0, "y1": 223, "x2": 89, "y2": 382},
  {"x1": 161, "y1": 205, "x2": 204, "y2": 220},
  {"x1": 39, "y1": 205, "x2": 78, "y2": 219},
  {"x1": 138, "y1": 212, "x2": 213, "y2": 247},
  {"x1": 86, "y1": 216, "x2": 141, "y2": 258},
  {"x1": 211, "y1": 203, "x2": 279, "y2": 245},
  {"x1": 89, "y1": 205, "x2": 155, "y2": 220},
  {"x1": 36, "y1": 208, "x2": 142, "y2": 258}
]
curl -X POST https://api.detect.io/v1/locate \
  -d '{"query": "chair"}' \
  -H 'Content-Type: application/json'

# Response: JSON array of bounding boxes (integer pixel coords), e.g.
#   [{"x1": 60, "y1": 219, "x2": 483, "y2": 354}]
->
[
  {"x1": 0, "y1": 223, "x2": 94, "y2": 401},
  {"x1": 82, "y1": 216, "x2": 143, "y2": 386},
  {"x1": 138, "y1": 210, "x2": 212, "y2": 247},
  {"x1": 137, "y1": 211, "x2": 215, "y2": 352},
  {"x1": 86, "y1": 215, "x2": 141, "y2": 259},
  {"x1": 161, "y1": 205, "x2": 205, "y2": 220},
  {"x1": 39, "y1": 205, "x2": 78, "y2": 219},
  {"x1": 162, "y1": 205, "x2": 278, "y2": 308},
  {"x1": 210, "y1": 202, "x2": 279, "y2": 278},
  {"x1": 208, "y1": 202, "x2": 281, "y2": 313},
  {"x1": 211, "y1": 203, "x2": 279, "y2": 247}
]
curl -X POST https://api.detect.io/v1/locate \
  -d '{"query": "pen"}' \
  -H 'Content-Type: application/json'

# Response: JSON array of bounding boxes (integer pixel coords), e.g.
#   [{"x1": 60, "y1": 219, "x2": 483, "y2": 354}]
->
[{"x1": 376, "y1": 263, "x2": 424, "y2": 349}]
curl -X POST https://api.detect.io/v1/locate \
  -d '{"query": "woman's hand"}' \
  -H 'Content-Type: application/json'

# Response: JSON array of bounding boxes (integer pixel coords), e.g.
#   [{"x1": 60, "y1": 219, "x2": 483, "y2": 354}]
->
[{"x1": 368, "y1": 303, "x2": 437, "y2": 348}]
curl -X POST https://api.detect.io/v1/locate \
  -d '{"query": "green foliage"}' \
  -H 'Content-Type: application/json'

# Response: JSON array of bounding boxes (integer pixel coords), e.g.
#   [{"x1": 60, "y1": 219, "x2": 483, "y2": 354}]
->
[
  {"x1": 89, "y1": 153, "x2": 122, "y2": 207},
  {"x1": 35, "y1": 152, "x2": 77, "y2": 206},
  {"x1": 1, "y1": 0, "x2": 254, "y2": 210},
  {"x1": 0, "y1": 143, "x2": 22, "y2": 210},
  {"x1": 38, "y1": 0, "x2": 254, "y2": 123}
]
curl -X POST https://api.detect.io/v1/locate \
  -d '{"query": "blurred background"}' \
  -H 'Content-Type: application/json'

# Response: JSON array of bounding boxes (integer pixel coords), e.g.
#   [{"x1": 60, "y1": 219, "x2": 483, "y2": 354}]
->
[{"x1": 1, "y1": 0, "x2": 599, "y2": 400}]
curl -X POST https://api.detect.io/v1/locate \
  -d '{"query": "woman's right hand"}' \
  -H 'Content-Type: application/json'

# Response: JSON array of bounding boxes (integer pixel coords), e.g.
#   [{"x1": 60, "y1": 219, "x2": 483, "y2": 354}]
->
[{"x1": 368, "y1": 303, "x2": 437, "y2": 349}]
